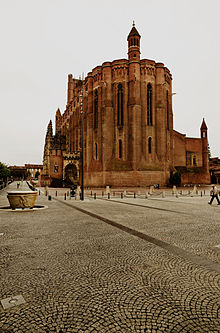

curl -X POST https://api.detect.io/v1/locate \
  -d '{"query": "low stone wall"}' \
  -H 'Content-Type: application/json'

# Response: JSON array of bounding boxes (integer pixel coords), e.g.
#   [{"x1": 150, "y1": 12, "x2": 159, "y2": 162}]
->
[
  {"x1": 85, "y1": 170, "x2": 169, "y2": 187},
  {"x1": 181, "y1": 172, "x2": 210, "y2": 185}
]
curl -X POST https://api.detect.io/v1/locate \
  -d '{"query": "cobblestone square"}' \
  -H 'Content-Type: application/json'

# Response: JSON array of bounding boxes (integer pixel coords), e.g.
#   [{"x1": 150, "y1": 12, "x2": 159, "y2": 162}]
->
[{"x1": 0, "y1": 183, "x2": 220, "y2": 332}]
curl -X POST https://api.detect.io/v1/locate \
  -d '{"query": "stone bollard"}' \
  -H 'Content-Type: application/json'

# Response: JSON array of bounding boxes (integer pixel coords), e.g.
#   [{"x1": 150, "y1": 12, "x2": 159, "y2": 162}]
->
[
  {"x1": 173, "y1": 185, "x2": 177, "y2": 194},
  {"x1": 137, "y1": 190, "x2": 141, "y2": 197},
  {"x1": 76, "y1": 187, "x2": 80, "y2": 197},
  {"x1": 45, "y1": 186, "x2": 49, "y2": 196},
  {"x1": 106, "y1": 186, "x2": 110, "y2": 195},
  {"x1": 75, "y1": 194, "x2": 80, "y2": 200},
  {"x1": 123, "y1": 190, "x2": 126, "y2": 197},
  {"x1": 162, "y1": 191, "x2": 165, "y2": 198},
  {"x1": 145, "y1": 192, "x2": 148, "y2": 199}
]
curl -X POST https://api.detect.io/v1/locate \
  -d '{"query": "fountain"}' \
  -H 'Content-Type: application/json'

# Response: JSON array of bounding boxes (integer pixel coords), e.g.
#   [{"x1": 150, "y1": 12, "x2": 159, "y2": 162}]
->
[{"x1": 7, "y1": 191, "x2": 38, "y2": 209}]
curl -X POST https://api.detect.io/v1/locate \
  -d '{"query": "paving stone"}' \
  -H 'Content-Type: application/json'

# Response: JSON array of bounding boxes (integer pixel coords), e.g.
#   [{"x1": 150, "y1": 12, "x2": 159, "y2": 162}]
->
[{"x1": 0, "y1": 183, "x2": 220, "y2": 331}]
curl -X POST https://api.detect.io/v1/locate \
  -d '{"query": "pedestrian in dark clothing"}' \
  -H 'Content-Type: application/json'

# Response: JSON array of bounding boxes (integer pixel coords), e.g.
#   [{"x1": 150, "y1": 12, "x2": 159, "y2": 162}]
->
[{"x1": 208, "y1": 185, "x2": 220, "y2": 205}]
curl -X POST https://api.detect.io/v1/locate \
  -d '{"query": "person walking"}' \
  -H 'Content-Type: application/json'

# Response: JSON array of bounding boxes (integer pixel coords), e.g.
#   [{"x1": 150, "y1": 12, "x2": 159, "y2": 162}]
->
[{"x1": 208, "y1": 185, "x2": 220, "y2": 205}]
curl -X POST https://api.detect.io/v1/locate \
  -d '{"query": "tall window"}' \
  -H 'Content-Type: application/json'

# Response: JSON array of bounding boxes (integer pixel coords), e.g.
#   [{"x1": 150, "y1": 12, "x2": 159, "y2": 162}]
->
[
  {"x1": 148, "y1": 137, "x2": 152, "y2": 154},
  {"x1": 166, "y1": 90, "x2": 169, "y2": 130},
  {"x1": 119, "y1": 140, "x2": 122, "y2": 159},
  {"x1": 147, "y1": 84, "x2": 152, "y2": 126},
  {"x1": 117, "y1": 83, "x2": 123, "y2": 127},
  {"x1": 94, "y1": 90, "x2": 98, "y2": 129},
  {"x1": 95, "y1": 143, "x2": 98, "y2": 160},
  {"x1": 193, "y1": 155, "x2": 197, "y2": 166}
]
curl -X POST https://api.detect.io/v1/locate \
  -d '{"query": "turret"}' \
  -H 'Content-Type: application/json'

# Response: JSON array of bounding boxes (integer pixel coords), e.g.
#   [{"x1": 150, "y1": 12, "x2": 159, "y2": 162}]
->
[
  {"x1": 127, "y1": 21, "x2": 141, "y2": 62},
  {"x1": 200, "y1": 118, "x2": 209, "y2": 172},
  {"x1": 200, "y1": 117, "x2": 207, "y2": 139},
  {"x1": 46, "y1": 120, "x2": 53, "y2": 138},
  {"x1": 55, "y1": 108, "x2": 61, "y2": 134},
  {"x1": 127, "y1": 22, "x2": 141, "y2": 169},
  {"x1": 42, "y1": 120, "x2": 53, "y2": 176},
  {"x1": 67, "y1": 74, "x2": 74, "y2": 104}
]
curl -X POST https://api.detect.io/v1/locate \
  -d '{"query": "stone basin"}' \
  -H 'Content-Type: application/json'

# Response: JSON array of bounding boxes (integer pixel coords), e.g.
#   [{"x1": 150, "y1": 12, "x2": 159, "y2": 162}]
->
[{"x1": 7, "y1": 191, "x2": 38, "y2": 209}]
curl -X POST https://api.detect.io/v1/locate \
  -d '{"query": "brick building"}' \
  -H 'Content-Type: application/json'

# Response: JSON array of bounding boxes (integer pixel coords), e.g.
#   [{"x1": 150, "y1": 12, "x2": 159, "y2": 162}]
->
[
  {"x1": 41, "y1": 24, "x2": 210, "y2": 188},
  {"x1": 10, "y1": 164, "x2": 43, "y2": 180},
  {"x1": 209, "y1": 157, "x2": 220, "y2": 184}
]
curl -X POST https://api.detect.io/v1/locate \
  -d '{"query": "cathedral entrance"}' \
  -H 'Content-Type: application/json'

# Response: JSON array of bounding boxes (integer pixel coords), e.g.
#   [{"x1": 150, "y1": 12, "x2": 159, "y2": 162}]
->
[{"x1": 64, "y1": 163, "x2": 78, "y2": 186}]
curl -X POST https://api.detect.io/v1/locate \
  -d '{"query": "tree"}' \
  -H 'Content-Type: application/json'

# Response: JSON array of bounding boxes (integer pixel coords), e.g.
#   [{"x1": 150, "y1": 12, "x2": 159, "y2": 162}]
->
[
  {"x1": 0, "y1": 162, "x2": 11, "y2": 182},
  {"x1": 35, "y1": 171, "x2": 40, "y2": 179}
]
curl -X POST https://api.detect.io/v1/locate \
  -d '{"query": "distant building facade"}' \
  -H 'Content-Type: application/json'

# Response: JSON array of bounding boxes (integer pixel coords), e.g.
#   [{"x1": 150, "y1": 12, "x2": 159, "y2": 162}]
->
[
  {"x1": 25, "y1": 164, "x2": 43, "y2": 178},
  {"x1": 41, "y1": 24, "x2": 210, "y2": 187},
  {"x1": 209, "y1": 157, "x2": 220, "y2": 184},
  {"x1": 10, "y1": 164, "x2": 43, "y2": 180}
]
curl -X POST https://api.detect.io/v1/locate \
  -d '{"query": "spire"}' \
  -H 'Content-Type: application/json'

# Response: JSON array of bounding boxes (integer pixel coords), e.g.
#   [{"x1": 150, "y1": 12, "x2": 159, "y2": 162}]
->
[
  {"x1": 200, "y1": 118, "x2": 207, "y2": 130},
  {"x1": 200, "y1": 118, "x2": 208, "y2": 139},
  {"x1": 56, "y1": 108, "x2": 61, "y2": 117},
  {"x1": 47, "y1": 120, "x2": 53, "y2": 137},
  {"x1": 127, "y1": 22, "x2": 141, "y2": 40}
]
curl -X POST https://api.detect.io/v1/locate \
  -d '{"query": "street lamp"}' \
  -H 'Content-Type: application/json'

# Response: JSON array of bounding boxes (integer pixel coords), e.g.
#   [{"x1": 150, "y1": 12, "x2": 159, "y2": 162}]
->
[{"x1": 80, "y1": 87, "x2": 84, "y2": 201}]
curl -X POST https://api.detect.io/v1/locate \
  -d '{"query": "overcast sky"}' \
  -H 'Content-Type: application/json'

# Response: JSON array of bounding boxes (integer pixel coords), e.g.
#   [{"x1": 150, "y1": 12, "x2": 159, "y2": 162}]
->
[{"x1": 0, "y1": 0, "x2": 220, "y2": 166}]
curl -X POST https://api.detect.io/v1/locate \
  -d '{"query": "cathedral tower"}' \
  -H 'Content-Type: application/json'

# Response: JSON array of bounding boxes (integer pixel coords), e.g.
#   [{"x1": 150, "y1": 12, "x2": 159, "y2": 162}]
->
[{"x1": 127, "y1": 22, "x2": 141, "y2": 169}]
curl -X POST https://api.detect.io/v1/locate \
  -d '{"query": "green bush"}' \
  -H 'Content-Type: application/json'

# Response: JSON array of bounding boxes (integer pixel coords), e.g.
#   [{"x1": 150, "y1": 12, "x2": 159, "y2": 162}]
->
[
  {"x1": 0, "y1": 162, "x2": 11, "y2": 180},
  {"x1": 35, "y1": 171, "x2": 40, "y2": 179}
]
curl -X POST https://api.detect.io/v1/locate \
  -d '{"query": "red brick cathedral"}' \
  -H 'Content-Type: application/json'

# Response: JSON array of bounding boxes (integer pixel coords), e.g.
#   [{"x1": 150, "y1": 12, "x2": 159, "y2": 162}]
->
[{"x1": 41, "y1": 23, "x2": 210, "y2": 187}]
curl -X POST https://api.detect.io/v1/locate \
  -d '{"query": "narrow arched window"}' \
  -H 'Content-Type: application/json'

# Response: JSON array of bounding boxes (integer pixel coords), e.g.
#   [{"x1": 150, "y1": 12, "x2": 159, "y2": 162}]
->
[
  {"x1": 117, "y1": 83, "x2": 123, "y2": 127},
  {"x1": 193, "y1": 155, "x2": 196, "y2": 166},
  {"x1": 147, "y1": 84, "x2": 152, "y2": 126},
  {"x1": 94, "y1": 90, "x2": 98, "y2": 129},
  {"x1": 148, "y1": 137, "x2": 152, "y2": 154},
  {"x1": 166, "y1": 90, "x2": 169, "y2": 130},
  {"x1": 95, "y1": 143, "x2": 98, "y2": 160},
  {"x1": 119, "y1": 140, "x2": 122, "y2": 159}
]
